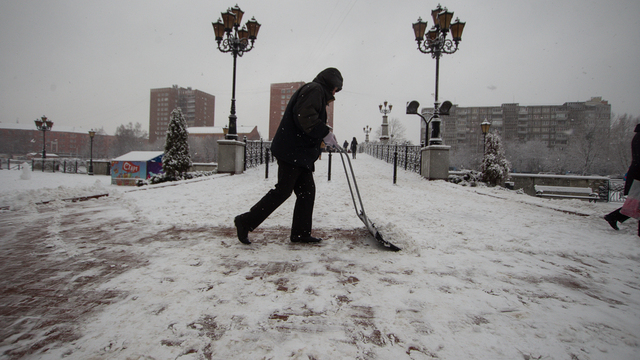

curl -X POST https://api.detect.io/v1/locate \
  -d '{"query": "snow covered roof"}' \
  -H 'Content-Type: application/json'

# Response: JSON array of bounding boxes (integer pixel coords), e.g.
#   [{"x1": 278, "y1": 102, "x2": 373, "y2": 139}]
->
[
  {"x1": 187, "y1": 125, "x2": 256, "y2": 135},
  {"x1": 0, "y1": 122, "x2": 91, "y2": 134},
  {"x1": 112, "y1": 151, "x2": 164, "y2": 162}
]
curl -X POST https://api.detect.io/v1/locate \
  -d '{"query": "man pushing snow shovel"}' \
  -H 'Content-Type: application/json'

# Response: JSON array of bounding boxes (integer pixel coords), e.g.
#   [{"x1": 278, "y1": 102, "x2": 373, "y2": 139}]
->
[{"x1": 234, "y1": 68, "x2": 343, "y2": 245}]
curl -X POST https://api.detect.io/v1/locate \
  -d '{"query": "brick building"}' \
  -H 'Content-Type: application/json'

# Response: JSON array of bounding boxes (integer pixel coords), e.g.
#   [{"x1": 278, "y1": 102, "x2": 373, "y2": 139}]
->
[
  {"x1": 268, "y1": 82, "x2": 334, "y2": 140},
  {"x1": 0, "y1": 123, "x2": 115, "y2": 159},
  {"x1": 149, "y1": 85, "x2": 215, "y2": 143}
]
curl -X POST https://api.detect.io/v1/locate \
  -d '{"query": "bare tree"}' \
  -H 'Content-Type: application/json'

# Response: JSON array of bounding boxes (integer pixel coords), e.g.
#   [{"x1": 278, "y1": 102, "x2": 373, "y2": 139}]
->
[
  {"x1": 374, "y1": 117, "x2": 407, "y2": 143},
  {"x1": 112, "y1": 122, "x2": 149, "y2": 157},
  {"x1": 505, "y1": 141, "x2": 550, "y2": 173},
  {"x1": 565, "y1": 118, "x2": 609, "y2": 175},
  {"x1": 608, "y1": 114, "x2": 637, "y2": 175}
]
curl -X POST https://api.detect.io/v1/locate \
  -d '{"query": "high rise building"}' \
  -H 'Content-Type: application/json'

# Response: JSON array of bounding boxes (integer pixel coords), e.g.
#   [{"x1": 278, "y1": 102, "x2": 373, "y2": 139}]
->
[
  {"x1": 268, "y1": 82, "x2": 335, "y2": 140},
  {"x1": 430, "y1": 97, "x2": 611, "y2": 152},
  {"x1": 149, "y1": 85, "x2": 215, "y2": 143}
]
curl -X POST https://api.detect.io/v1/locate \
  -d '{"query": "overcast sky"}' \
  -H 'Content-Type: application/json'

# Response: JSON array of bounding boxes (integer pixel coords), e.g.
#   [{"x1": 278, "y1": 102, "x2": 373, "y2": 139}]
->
[{"x1": 1, "y1": 0, "x2": 639, "y2": 145}]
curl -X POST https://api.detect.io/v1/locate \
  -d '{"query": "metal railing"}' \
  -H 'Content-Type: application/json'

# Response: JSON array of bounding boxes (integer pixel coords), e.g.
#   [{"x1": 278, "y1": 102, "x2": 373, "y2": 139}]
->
[
  {"x1": 0, "y1": 158, "x2": 90, "y2": 173},
  {"x1": 244, "y1": 139, "x2": 274, "y2": 170},
  {"x1": 32, "y1": 158, "x2": 89, "y2": 173},
  {"x1": 361, "y1": 143, "x2": 422, "y2": 175}
]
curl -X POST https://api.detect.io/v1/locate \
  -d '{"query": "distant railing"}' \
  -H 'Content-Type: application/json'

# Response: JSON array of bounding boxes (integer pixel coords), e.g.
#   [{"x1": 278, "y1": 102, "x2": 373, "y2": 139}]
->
[
  {"x1": 0, "y1": 158, "x2": 90, "y2": 173},
  {"x1": 244, "y1": 139, "x2": 274, "y2": 170},
  {"x1": 0, "y1": 158, "x2": 27, "y2": 170},
  {"x1": 33, "y1": 158, "x2": 89, "y2": 173},
  {"x1": 361, "y1": 143, "x2": 422, "y2": 174}
]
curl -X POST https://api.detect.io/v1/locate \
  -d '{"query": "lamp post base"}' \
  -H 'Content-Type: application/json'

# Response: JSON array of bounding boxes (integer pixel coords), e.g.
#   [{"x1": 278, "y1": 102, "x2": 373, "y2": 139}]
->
[
  {"x1": 421, "y1": 145, "x2": 450, "y2": 180},
  {"x1": 217, "y1": 139, "x2": 245, "y2": 174}
]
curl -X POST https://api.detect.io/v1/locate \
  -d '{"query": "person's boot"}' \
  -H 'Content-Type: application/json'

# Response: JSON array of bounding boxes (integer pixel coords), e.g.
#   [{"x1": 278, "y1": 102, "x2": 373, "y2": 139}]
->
[
  {"x1": 604, "y1": 214, "x2": 619, "y2": 231},
  {"x1": 234, "y1": 215, "x2": 251, "y2": 244},
  {"x1": 291, "y1": 235, "x2": 322, "y2": 243}
]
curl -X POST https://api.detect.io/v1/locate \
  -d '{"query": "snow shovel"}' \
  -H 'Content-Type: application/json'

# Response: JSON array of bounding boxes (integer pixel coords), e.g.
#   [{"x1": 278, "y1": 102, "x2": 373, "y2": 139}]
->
[{"x1": 333, "y1": 147, "x2": 401, "y2": 251}]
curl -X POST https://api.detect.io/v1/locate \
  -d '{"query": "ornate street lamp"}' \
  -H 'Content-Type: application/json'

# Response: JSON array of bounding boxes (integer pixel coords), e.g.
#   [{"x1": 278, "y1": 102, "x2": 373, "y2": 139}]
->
[
  {"x1": 34, "y1": 115, "x2": 53, "y2": 172},
  {"x1": 212, "y1": 5, "x2": 261, "y2": 140},
  {"x1": 379, "y1": 101, "x2": 392, "y2": 142},
  {"x1": 88, "y1": 129, "x2": 96, "y2": 175},
  {"x1": 363, "y1": 125, "x2": 372, "y2": 143},
  {"x1": 413, "y1": 4, "x2": 465, "y2": 145},
  {"x1": 481, "y1": 118, "x2": 491, "y2": 154}
]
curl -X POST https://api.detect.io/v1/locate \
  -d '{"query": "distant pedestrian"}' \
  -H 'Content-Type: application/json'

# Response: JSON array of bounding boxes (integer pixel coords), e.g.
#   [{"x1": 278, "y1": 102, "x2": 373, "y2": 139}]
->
[
  {"x1": 234, "y1": 68, "x2": 343, "y2": 244},
  {"x1": 604, "y1": 123, "x2": 640, "y2": 236},
  {"x1": 350, "y1": 137, "x2": 358, "y2": 159},
  {"x1": 343, "y1": 140, "x2": 349, "y2": 151}
]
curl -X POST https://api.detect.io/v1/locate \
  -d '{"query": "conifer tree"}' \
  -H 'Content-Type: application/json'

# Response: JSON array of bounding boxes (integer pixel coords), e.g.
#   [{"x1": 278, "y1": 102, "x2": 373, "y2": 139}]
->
[
  {"x1": 163, "y1": 108, "x2": 192, "y2": 179},
  {"x1": 481, "y1": 132, "x2": 511, "y2": 186}
]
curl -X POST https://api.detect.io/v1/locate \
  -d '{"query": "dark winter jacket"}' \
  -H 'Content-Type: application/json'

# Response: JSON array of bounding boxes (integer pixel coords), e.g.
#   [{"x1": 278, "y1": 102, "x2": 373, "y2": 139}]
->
[
  {"x1": 624, "y1": 124, "x2": 640, "y2": 194},
  {"x1": 350, "y1": 138, "x2": 358, "y2": 152},
  {"x1": 271, "y1": 68, "x2": 343, "y2": 171}
]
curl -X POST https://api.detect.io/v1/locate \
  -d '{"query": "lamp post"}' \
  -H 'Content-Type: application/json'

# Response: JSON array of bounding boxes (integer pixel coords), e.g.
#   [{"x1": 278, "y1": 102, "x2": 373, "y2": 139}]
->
[
  {"x1": 481, "y1": 118, "x2": 491, "y2": 155},
  {"x1": 413, "y1": 4, "x2": 465, "y2": 145},
  {"x1": 88, "y1": 129, "x2": 96, "y2": 175},
  {"x1": 363, "y1": 125, "x2": 372, "y2": 143},
  {"x1": 212, "y1": 5, "x2": 261, "y2": 140},
  {"x1": 379, "y1": 101, "x2": 392, "y2": 143},
  {"x1": 34, "y1": 115, "x2": 53, "y2": 172}
]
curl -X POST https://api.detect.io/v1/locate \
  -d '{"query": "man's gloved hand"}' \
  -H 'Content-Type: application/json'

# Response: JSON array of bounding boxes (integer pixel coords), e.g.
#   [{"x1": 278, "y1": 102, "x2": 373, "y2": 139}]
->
[{"x1": 323, "y1": 132, "x2": 339, "y2": 150}]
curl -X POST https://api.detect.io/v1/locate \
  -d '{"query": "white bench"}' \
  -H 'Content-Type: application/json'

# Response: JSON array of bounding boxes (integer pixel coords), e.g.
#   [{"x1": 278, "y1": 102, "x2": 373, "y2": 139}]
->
[{"x1": 534, "y1": 185, "x2": 599, "y2": 202}]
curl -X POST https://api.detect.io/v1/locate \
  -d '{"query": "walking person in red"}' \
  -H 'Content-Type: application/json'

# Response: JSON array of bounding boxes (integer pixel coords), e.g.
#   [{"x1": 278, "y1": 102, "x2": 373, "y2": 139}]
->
[
  {"x1": 604, "y1": 124, "x2": 640, "y2": 235},
  {"x1": 234, "y1": 68, "x2": 343, "y2": 244}
]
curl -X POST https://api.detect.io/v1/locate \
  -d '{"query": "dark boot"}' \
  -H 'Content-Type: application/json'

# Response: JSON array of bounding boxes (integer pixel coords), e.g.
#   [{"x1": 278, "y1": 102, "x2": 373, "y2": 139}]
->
[
  {"x1": 291, "y1": 235, "x2": 322, "y2": 243},
  {"x1": 604, "y1": 214, "x2": 619, "y2": 230},
  {"x1": 234, "y1": 214, "x2": 251, "y2": 244}
]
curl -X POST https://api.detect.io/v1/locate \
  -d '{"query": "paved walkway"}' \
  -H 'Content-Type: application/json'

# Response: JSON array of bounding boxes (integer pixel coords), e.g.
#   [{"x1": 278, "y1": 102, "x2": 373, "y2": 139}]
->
[
  {"x1": 0, "y1": 197, "x2": 377, "y2": 359},
  {"x1": 0, "y1": 200, "x2": 149, "y2": 358}
]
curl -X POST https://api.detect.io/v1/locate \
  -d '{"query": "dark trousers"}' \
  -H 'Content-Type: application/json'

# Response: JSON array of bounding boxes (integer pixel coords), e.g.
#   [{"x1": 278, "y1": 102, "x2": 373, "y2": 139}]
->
[{"x1": 244, "y1": 161, "x2": 315, "y2": 238}]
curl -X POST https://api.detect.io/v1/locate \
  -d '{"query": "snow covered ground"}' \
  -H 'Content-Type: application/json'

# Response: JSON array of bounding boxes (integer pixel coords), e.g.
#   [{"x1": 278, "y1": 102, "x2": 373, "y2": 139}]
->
[{"x1": 0, "y1": 155, "x2": 639, "y2": 359}]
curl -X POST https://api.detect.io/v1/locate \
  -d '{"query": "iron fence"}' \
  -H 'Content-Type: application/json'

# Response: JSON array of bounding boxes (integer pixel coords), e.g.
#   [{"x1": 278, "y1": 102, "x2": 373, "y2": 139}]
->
[
  {"x1": 361, "y1": 143, "x2": 422, "y2": 174},
  {"x1": 244, "y1": 139, "x2": 274, "y2": 170},
  {"x1": 0, "y1": 158, "x2": 90, "y2": 173}
]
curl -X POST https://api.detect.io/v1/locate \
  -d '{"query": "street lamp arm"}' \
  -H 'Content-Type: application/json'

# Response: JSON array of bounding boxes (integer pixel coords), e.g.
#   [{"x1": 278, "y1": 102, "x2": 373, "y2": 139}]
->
[
  {"x1": 417, "y1": 37, "x2": 459, "y2": 58},
  {"x1": 217, "y1": 37, "x2": 256, "y2": 57}
]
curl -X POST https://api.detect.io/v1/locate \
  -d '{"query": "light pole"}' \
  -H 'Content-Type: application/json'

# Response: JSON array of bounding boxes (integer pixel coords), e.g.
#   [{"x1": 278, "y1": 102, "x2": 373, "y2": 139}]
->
[
  {"x1": 363, "y1": 125, "x2": 372, "y2": 143},
  {"x1": 379, "y1": 101, "x2": 392, "y2": 143},
  {"x1": 34, "y1": 115, "x2": 53, "y2": 172},
  {"x1": 481, "y1": 118, "x2": 491, "y2": 155},
  {"x1": 212, "y1": 5, "x2": 261, "y2": 140},
  {"x1": 413, "y1": 4, "x2": 465, "y2": 145},
  {"x1": 88, "y1": 129, "x2": 96, "y2": 175}
]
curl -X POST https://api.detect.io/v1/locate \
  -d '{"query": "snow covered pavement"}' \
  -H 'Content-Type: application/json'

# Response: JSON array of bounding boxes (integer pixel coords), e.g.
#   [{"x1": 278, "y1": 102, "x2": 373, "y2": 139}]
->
[{"x1": 0, "y1": 155, "x2": 639, "y2": 359}]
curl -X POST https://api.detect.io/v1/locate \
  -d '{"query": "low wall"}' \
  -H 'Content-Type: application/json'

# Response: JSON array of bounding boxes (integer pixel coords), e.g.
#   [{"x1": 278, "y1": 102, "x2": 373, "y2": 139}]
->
[
  {"x1": 190, "y1": 163, "x2": 217, "y2": 172},
  {"x1": 509, "y1": 173, "x2": 610, "y2": 197}
]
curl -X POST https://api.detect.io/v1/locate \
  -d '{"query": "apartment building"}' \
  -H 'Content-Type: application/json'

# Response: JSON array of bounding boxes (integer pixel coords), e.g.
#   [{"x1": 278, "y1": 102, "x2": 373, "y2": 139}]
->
[
  {"x1": 149, "y1": 85, "x2": 215, "y2": 143},
  {"x1": 429, "y1": 97, "x2": 611, "y2": 152}
]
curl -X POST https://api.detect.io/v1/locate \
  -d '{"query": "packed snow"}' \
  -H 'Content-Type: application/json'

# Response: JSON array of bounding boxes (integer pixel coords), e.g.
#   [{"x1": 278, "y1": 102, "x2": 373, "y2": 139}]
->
[{"x1": 0, "y1": 155, "x2": 639, "y2": 359}]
